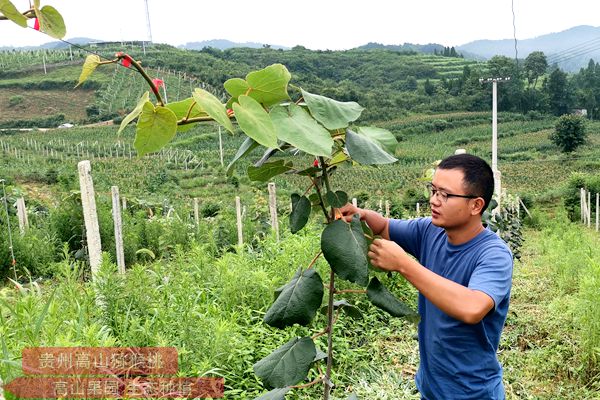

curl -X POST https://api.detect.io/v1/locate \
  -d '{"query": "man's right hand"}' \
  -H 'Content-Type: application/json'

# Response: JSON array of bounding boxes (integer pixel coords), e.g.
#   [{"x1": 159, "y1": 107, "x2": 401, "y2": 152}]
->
[
  {"x1": 338, "y1": 203, "x2": 365, "y2": 223},
  {"x1": 338, "y1": 203, "x2": 390, "y2": 239}
]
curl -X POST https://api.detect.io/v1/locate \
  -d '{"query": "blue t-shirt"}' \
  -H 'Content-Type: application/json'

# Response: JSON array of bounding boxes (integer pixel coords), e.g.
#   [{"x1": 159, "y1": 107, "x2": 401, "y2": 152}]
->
[{"x1": 389, "y1": 217, "x2": 513, "y2": 400}]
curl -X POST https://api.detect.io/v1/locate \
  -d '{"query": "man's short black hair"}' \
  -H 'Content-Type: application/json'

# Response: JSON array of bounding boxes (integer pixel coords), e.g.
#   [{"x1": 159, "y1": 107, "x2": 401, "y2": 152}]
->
[{"x1": 437, "y1": 154, "x2": 494, "y2": 213}]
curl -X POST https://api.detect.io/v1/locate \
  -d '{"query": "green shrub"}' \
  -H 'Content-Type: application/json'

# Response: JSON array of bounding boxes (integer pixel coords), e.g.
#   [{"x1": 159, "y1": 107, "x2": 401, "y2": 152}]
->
[
  {"x1": 550, "y1": 114, "x2": 587, "y2": 153},
  {"x1": 8, "y1": 95, "x2": 24, "y2": 107}
]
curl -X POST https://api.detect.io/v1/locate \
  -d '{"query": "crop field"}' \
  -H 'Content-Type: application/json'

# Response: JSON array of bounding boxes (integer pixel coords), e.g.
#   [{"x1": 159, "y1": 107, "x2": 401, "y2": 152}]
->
[{"x1": 1, "y1": 42, "x2": 600, "y2": 400}]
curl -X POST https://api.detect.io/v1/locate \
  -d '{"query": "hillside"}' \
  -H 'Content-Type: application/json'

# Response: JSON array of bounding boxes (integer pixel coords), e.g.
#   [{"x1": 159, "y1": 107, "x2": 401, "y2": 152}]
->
[{"x1": 0, "y1": 45, "x2": 486, "y2": 126}]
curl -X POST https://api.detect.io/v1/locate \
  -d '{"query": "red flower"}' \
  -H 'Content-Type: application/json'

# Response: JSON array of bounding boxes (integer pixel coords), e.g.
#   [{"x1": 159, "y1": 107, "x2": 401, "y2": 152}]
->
[
  {"x1": 33, "y1": 18, "x2": 40, "y2": 31},
  {"x1": 313, "y1": 159, "x2": 319, "y2": 167},
  {"x1": 226, "y1": 108, "x2": 234, "y2": 117},
  {"x1": 152, "y1": 78, "x2": 164, "y2": 90}
]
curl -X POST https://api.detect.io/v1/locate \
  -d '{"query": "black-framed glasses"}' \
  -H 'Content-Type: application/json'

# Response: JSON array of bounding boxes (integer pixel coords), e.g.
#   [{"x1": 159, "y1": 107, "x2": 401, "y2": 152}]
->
[{"x1": 426, "y1": 182, "x2": 480, "y2": 203}]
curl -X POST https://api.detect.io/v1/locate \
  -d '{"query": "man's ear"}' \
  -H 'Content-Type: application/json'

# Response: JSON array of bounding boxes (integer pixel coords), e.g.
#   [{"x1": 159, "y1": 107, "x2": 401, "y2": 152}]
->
[{"x1": 471, "y1": 198, "x2": 485, "y2": 215}]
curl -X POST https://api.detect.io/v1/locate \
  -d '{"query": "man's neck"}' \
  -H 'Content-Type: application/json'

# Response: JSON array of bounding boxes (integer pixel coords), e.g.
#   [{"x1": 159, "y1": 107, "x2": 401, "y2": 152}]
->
[{"x1": 445, "y1": 220, "x2": 485, "y2": 246}]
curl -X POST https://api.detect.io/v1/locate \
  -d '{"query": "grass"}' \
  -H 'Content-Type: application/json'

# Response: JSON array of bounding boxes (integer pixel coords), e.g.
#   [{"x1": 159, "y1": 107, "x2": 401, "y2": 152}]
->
[{"x1": 1, "y1": 212, "x2": 599, "y2": 399}]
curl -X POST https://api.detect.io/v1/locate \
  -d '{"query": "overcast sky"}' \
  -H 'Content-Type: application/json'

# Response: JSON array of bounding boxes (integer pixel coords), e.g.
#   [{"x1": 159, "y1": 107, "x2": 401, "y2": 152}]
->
[{"x1": 1, "y1": 0, "x2": 599, "y2": 49}]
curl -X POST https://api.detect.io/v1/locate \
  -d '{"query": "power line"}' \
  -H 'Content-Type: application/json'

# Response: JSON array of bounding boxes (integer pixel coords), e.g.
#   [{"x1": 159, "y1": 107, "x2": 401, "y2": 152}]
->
[
  {"x1": 547, "y1": 43, "x2": 600, "y2": 66},
  {"x1": 546, "y1": 36, "x2": 600, "y2": 61},
  {"x1": 511, "y1": 0, "x2": 518, "y2": 65}
]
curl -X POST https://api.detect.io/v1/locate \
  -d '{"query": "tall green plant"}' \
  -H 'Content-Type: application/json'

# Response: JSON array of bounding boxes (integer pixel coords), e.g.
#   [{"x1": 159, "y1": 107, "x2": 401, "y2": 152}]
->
[{"x1": 79, "y1": 57, "x2": 418, "y2": 399}]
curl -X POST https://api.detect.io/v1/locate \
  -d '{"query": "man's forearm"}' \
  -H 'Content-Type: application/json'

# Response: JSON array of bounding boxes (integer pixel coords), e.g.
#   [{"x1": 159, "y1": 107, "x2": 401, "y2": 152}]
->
[
  {"x1": 362, "y1": 209, "x2": 390, "y2": 239},
  {"x1": 398, "y1": 258, "x2": 494, "y2": 324}
]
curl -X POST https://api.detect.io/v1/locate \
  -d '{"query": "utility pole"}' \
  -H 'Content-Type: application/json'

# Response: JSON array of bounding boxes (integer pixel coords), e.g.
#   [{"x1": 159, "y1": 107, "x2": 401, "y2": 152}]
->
[
  {"x1": 479, "y1": 77, "x2": 510, "y2": 205},
  {"x1": 144, "y1": 0, "x2": 153, "y2": 44}
]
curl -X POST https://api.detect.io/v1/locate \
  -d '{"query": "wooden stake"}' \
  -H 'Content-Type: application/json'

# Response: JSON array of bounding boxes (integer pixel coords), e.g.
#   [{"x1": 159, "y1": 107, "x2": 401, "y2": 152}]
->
[
  {"x1": 268, "y1": 182, "x2": 279, "y2": 241},
  {"x1": 194, "y1": 198, "x2": 199, "y2": 227},
  {"x1": 78, "y1": 161, "x2": 102, "y2": 278},
  {"x1": 588, "y1": 190, "x2": 592, "y2": 228},
  {"x1": 219, "y1": 126, "x2": 224, "y2": 167},
  {"x1": 111, "y1": 186, "x2": 125, "y2": 274},
  {"x1": 16, "y1": 197, "x2": 28, "y2": 234},
  {"x1": 236, "y1": 196, "x2": 243, "y2": 246},
  {"x1": 581, "y1": 188, "x2": 585, "y2": 223},
  {"x1": 385, "y1": 200, "x2": 390, "y2": 218}
]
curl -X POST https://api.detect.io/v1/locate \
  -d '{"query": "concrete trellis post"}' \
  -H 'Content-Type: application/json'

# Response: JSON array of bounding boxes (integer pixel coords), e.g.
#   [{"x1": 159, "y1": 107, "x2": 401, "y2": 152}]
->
[
  {"x1": 16, "y1": 197, "x2": 29, "y2": 234},
  {"x1": 268, "y1": 182, "x2": 279, "y2": 241},
  {"x1": 111, "y1": 186, "x2": 125, "y2": 274},
  {"x1": 78, "y1": 161, "x2": 102, "y2": 278},
  {"x1": 122, "y1": 197, "x2": 127, "y2": 210},
  {"x1": 385, "y1": 200, "x2": 390, "y2": 218},
  {"x1": 235, "y1": 196, "x2": 243, "y2": 246},
  {"x1": 416, "y1": 202, "x2": 420, "y2": 216},
  {"x1": 352, "y1": 198, "x2": 357, "y2": 207}
]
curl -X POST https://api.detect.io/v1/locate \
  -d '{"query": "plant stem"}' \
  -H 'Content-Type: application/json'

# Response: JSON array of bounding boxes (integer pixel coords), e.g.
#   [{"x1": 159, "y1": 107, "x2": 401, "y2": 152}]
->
[
  {"x1": 306, "y1": 251, "x2": 322, "y2": 270},
  {"x1": 319, "y1": 157, "x2": 333, "y2": 193},
  {"x1": 116, "y1": 54, "x2": 165, "y2": 106},
  {"x1": 311, "y1": 177, "x2": 330, "y2": 223},
  {"x1": 291, "y1": 376, "x2": 323, "y2": 389},
  {"x1": 323, "y1": 270, "x2": 336, "y2": 399}
]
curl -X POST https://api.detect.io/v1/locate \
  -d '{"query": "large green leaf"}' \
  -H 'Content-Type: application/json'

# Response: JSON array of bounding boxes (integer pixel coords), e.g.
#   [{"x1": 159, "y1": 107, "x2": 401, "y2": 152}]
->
[
  {"x1": 301, "y1": 89, "x2": 363, "y2": 130},
  {"x1": 253, "y1": 337, "x2": 316, "y2": 388},
  {"x1": 345, "y1": 129, "x2": 397, "y2": 165},
  {"x1": 324, "y1": 190, "x2": 348, "y2": 208},
  {"x1": 247, "y1": 160, "x2": 293, "y2": 182},
  {"x1": 193, "y1": 88, "x2": 234, "y2": 133},
  {"x1": 233, "y1": 95, "x2": 278, "y2": 148},
  {"x1": 270, "y1": 104, "x2": 333, "y2": 157},
  {"x1": 224, "y1": 77, "x2": 249, "y2": 98},
  {"x1": 321, "y1": 214, "x2": 369, "y2": 286},
  {"x1": 165, "y1": 97, "x2": 206, "y2": 132},
  {"x1": 357, "y1": 126, "x2": 398, "y2": 155},
  {"x1": 0, "y1": 0, "x2": 27, "y2": 27},
  {"x1": 75, "y1": 55, "x2": 101, "y2": 88},
  {"x1": 227, "y1": 136, "x2": 258, "y2": 176},
  {"x1": 367, "y1": 277, "x2": 419, "y2": 321},
  {"x1": 246, "y1": 64, "x2": 291, "y2": 106},
  {"x1": 264, "y1": 268, "x2": 324, "y2": 329},
  {"x1": 37, "y1": 5, "x2": 65, "y2": 39},
  {"x1": 134, "y1": 102, "x2": 178, "y2": 156},
  {"x1": 118, "y1": 92, "x2": 150, "y2": 135},
  {"x1": 289, "y1": 194, "x2": 311, "y2": 234},
  {"x1": 255, "y1": 388, "x2": 291, "y2": 400}
]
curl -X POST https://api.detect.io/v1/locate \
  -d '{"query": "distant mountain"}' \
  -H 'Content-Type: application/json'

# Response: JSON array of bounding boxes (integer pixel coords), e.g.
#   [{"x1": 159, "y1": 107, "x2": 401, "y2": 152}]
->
[
  {"x1": 1, "y1": 37, "x2": 105, "y2": 51},
  {"x1": 181, "y1": 39, "x2": 289, "y2": 51},
  {"x1": 457, "y1": 25, "x2": 600, "y2": 71}
]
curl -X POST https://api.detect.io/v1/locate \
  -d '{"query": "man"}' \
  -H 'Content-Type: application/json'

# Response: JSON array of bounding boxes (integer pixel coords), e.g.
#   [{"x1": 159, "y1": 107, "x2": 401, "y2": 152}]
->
[{"x1": 340, "y1": 154, "x2": 513, "y2": 400}]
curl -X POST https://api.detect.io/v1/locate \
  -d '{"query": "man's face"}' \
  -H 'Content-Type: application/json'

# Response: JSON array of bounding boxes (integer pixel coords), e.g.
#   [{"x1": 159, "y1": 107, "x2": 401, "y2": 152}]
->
[{"x1": 429, "y1": 168, "x2": 477, "y2": 229}]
